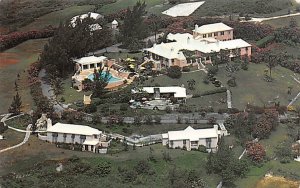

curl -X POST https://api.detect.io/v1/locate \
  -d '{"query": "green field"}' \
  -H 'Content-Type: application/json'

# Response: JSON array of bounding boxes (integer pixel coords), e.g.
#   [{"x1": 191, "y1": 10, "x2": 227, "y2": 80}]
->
[
  {"x1": 20, "y1": 5, "x2": 94, "y2": 31},
  {"x1": 0, "y1": 39, "x2": 48, "y2": 114},
  {"x1": 97, "y1": 0, "x2": 167, "y2": 15},
  {"x1": 215, "y1": 63, "x2": 300, "y2": 109}
]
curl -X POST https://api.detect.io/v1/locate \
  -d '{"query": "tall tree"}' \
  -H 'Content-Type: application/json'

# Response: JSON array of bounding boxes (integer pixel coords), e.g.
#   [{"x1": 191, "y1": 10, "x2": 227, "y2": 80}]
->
[
  {"x1": 92, "y1": 67, "x2": 110, "y2": 98},
  {"x1": 147, "y1": 14, "x2": 162, "y2": 42},
  {"x1": 263, "y1": 52, "x2": 277, "y2": 79},
  {"x1": 120, "y1": 1, "x2": 148, "y2": 50},
  {"x1": 8, "y1": 92, "x2": 22, "y2": 115}
]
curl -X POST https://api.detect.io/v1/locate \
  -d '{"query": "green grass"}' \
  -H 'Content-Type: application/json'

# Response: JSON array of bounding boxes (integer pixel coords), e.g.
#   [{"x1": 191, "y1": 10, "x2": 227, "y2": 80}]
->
[
  {"x1": 97, "y1": 0, "x2": 166, "y2": 15},
  {"x1": 215, "y1": 63, "x2": 300, "y2": 110},
  {"x1": 259, "y1": 124, "x2": 289, "y2": 158},
  {"x1": 263, "y1": 15, "x2": 300, "y2": 28},
  {"x1": 0, "y1": 142, "x2": 220, "y2": 187},
  {"x1": 0, "y1": 38, "x2": 48, "y2": 114},
  {"x1": 19, "y1": 5, "x2": 94, "y2": 31},
  {"x1": 0, "y1": 129, "x2": 25, "y2": 150}
]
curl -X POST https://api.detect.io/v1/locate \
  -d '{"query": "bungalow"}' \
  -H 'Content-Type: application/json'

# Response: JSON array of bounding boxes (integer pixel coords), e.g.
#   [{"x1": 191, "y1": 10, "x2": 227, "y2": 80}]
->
[
  {"x1": 162, "y1": 125, "x2": 219, "y2": 152},
  {"x1": 70, "y1": 12, "x2": 104, "y2": 31},
  {"x1": 144, "y1": 22, "x2": 251, "y2": 69},
  {"x1": 43, "y1": 119, "x2": 110, "y2": 153},
  {"x1": 132, "y1": 86, "x2": 187, "y2": 101}
]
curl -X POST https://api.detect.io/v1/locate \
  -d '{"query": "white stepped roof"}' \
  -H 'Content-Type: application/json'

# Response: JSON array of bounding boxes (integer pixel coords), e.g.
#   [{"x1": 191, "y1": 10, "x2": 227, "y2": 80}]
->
[
  {"x1": 145, "y1": 42, "x2": 186, "y2": 60},
  {"x1": 89, "y1": 23, "x2": 102, "y2": 31},
  {"x1": 70, "y1": 12, "x2": 103, "y2": 27},
  {"x1": 133, "y1": 86, "x2": 187, "y2": 98},
  {"x1": 74, "y1": 56, "x2": 107, "y2": 65},
  {"x1": 193, "y1": 23, "x2": 233, "y2": 34},
  {"x1": 48, "y1": 122, "x2": 102, "y2": 136},
  {"x1": 167, "y1": 126, "x2": 218, "y2": 141}
]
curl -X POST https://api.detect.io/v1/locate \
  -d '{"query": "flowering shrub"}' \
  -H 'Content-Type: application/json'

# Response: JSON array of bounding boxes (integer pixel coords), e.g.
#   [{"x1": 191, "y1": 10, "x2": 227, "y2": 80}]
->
[
  {"x1": 0, "y1": 29, "x2": 55, "y2": 51},
  {"x1": 246, "y1": 142, "x2": 266, "y2": 163}
]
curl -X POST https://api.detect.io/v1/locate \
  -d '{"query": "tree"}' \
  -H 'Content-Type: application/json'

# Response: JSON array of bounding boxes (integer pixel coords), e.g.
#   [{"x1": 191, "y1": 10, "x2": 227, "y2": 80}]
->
[
  {"x1": 92, "y1": 67, "x2": 110, "y2": 98},
  {"x1": 245, "y1": 142, "x2": 266, "y2": 163},
  {"x1": 263, "y1": 52, "x2": 277, "y2": 79},
  {"x1": 187, "y1": 79, "x2": 196, "y2": 90},
  {"x1": 120, "y1": 1, "x2": 148, "y2": 50},
  {"x1": 252, "y1": 115, "x2": 272, "y2": 139},
  {"x1": 8, "y1": 92, "x2": 22, "y2": 115},
  {"x1": 167, "y1": 66, "x2": 182, "y2": 79},
  {"x1": 147, "y1": 14, "x2": 162, "y2": 42},
  {"x1": 275, "y1": 140, "x2": 293, "y2": 163},
  {"x1": 289, "y1": 17, "x2": 298, "y2": 28}
]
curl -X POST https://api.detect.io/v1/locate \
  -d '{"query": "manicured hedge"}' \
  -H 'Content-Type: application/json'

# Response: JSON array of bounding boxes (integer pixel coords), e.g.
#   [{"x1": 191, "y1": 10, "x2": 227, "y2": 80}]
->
[
  {"x1": 193, "y1": 87, "x2": 227, "y2": 98},
  {"x1": 256, "y1": 35, "x2": 275, "y2": 48}
]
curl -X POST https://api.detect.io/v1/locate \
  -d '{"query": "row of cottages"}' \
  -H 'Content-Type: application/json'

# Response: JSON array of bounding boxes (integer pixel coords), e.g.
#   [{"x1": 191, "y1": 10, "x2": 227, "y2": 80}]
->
[
  {"x1": 144, "y1": 23, "x2": 251, "y2": 70},
  {"x1": 131, "y1": 86, "x2": 187, "y2": 102},
  {"x1": 162, "y1": 125, "x2": 219, "y2": 152},
  {"x1": 40, "y1": 119, "x2": 110, "y2": 153}
]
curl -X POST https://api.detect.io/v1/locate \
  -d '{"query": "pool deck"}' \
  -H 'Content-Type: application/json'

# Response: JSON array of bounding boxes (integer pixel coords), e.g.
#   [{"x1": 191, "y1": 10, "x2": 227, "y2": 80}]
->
[{"x1": 72, "y1": 67, "x2": 134, "y2": 90}]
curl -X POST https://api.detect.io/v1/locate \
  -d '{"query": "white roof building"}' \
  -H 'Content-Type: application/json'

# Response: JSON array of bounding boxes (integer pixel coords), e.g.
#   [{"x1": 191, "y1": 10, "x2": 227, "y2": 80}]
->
[
  {"x1": 47, "y1": 122, "x2": 102, "y2": 136},
  {"x1": 74, "y1": 56, "x2": 108, "y2": 65},
  {"x1": 132, "y1": 86, "x2": 187, "y2": 98},
  {"x1": 193, "y1": 22, "x2": 233, "y2": 34},
  {"x1": 145, "y1": 32, "x2": 251, "y2": 60},
  {"x1": 70, "y1": 12, "x2": 103, "y2": 26},
  {"x1": 162, "y1": 125, "x2": 220, "y2": 152},
  {"x1": 163, "y1": 126, "x2": 218, "y2": 141},
  {"x1": 112, "y1": 20, "x2": 118, "y2": 25}
]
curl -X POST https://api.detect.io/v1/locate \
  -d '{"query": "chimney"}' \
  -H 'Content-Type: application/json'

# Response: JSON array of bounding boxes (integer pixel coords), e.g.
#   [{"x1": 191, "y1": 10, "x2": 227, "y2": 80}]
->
[
  {"x1": 213, "y1": 124, "x2": 219, "y2": 130},
  {"x1": 187, "y1": 37, "x2": 190, "y2": 44},
  {"x1": 47, "y1": 118, "x2": 52, "y2": 129},
  {"x1": 195, "y1": 24, "x2": 198, "y2": 30}
]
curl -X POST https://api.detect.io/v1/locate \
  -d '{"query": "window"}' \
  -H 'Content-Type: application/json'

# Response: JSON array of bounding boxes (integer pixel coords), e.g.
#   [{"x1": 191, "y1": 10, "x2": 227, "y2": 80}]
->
[
  {"x1": 52, "y1": 133, "x2": 58, "y2": 143},
  {"x1": 191, "y1": 141, "x2": 198, "y2": 146},
  {"x1": 214, "y1": 32, "x2": 218, "y2": 36},
  {"x1": 227, "y1": 30, "x2": 231, "y2": 35},
  {"x1": 94, "y1": 135, "x2": 98, "y2": 139},
  {"x1": 90, "y1": 64, "x2": 95, "y2": 69},
  {"x1": 83, "y1": 65, "x2": 88, "y2": 70},
  {"x1": 206, "y1": 138, "x2": 212, "y2": 148},
  {"x1": 183, "y1": 140, "x2": 186, "y2": 145},
  {"x1": 80, "y1": 135, "x2": 86, "y2": 144},
  {"x1": 203, "y1": 34, "x2": 207, "y2": 38},
  {"x1": 170, "y1": 141, "x2": 174, "y2": 146},
  {"x1": 245, "y1": 47, "x2": 248, "y2": 51},
  {"x1": 208, "y1": 33, "x2": 212, "y2": 37},
  {"x1": 220, "y1": 31, "x2": 224, "y2": 36},
  {"x1": 71, "y1": 134, "x2": 75, "y2": 143},
  {"x1": 63, "y1": 133, "x2": 67, "y2": 143}
]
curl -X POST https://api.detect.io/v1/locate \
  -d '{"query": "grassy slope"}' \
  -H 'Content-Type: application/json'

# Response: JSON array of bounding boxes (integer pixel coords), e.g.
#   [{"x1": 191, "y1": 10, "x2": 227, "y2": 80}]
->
[
  {"x1": 263, "y1": 15, "x2": 300, "y2": 28},
  {"x1": 215, "y1": 64, "x2": 300, "y2": 109},
  {"x1": 97, "y1": 0, "x2": 166, "y2": 15},
  {"x1": 19, "y1": 5, "x2": 94, "y2": 31},
  {"x1": 235, "y1": 123, "x2": 300, "y2": 188},
  {"x1": 0, "y1": 39, "x2": 48, "y2": 114}
]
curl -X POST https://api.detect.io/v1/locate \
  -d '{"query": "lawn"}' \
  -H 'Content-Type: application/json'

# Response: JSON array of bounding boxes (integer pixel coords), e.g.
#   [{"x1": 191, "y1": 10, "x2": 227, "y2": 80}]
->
[
  {"x1": 0, "y1": 38, "x2": 48, "y2": 114},
  {"x1": 97, "y1": 0, "x2": 166, "y2": 15},
  {"x1": 263, "y1": 15, "x2": 300, "y2": 28},
  {"x1": 215, "y1": 63, "x2": 300, "y2": 110},
  {"x1": 19, "y1": 5, "x2": 94, "y2": 31},
  {"x1": 0, "y1": 142, "x2": 220, "y2": 187},
  {"x1": 0, "y1": 129, "x2": 25, "y2": 150}
]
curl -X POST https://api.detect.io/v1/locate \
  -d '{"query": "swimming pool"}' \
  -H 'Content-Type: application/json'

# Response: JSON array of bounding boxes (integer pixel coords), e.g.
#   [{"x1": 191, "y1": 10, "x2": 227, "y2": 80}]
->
[{"x1": 87, "y1": 72, "x2": 122, "y2": 83}]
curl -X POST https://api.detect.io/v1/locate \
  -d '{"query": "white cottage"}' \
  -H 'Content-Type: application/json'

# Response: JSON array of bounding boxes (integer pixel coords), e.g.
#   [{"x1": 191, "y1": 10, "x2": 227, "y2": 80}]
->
[
  {"x1": 45, "y1": 120, "x2": 110, "y2": 153},
  {"x1": 162, "y1": 125, "x2": 219, "y2": 152}
]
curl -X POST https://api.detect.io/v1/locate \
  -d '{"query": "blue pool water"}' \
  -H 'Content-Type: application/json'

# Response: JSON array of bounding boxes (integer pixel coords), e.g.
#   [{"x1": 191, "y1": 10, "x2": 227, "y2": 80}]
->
[{"x1": 87, "y1": 72, "x2": 121, "y2": 83}]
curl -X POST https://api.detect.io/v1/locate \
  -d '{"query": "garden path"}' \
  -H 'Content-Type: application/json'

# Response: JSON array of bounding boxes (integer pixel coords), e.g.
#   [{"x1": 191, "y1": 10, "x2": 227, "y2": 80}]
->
[{"x1": 245, "y1": 12, "x2": 300, "y2": 23}]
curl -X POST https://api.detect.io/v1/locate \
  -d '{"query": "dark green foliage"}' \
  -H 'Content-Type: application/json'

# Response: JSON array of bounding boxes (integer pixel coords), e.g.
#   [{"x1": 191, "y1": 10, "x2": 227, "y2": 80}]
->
[
  {"x1": 167, "y1": 66, "x2": 182, "y2": 79},
  {"x1": 83, "y1": 103, "x2": 97, "y2": 113},
  {"x1": 206, "y1": 138, "x2": 249, "y2": 185},
  {"x1": 227, "y1": 77, "x2": 237, "y2": 87},
  {"x1": 256, "y1": 35, "x2": 275, "y2": 48},
  {"x1": 8, "y1": 92, "x2": 22, "y2": 115},
  {"x1": 275, "y1": 140, "x2": 294, "y2": 163},
  {"x1": 134, "y1": 160, "x2": 154, "y2": 175},
  {"x1": 120, "y1": 1, "x2": 148, "y2": 50},
  {"x1": 198, "y1": 145, "x2": 207, "y2": 153},
  {"x1": 92, "y1": 67, "x2": 110, "y2": 98},
  {"x1": 0, "y1": 122, "x2": 8, "y2": 134},
  {"x1": 207, "y1": 65, "x2": 218, "y2": 75},
  {"x1": 119, "y1": 103, "x2": 129, "y2": 111},
  {"x1": 92, "y1": 161, "x2": 111, "y2": 177},
  {"x1": 193, "y1": 87, "x2": 227, "y2": 97}
]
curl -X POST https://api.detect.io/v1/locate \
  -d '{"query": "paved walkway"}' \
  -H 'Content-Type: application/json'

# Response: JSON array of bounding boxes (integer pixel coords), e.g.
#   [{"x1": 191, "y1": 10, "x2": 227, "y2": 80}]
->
[
  {"x1": 227, "y1": 90, "x2": 232, "y2": 109},
  {"x1": 244, "y1": 12, "x2": 300, "y2": 23},
  {"x1": 0, "y1": 114, "x2": 32, "y2": 153}
]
